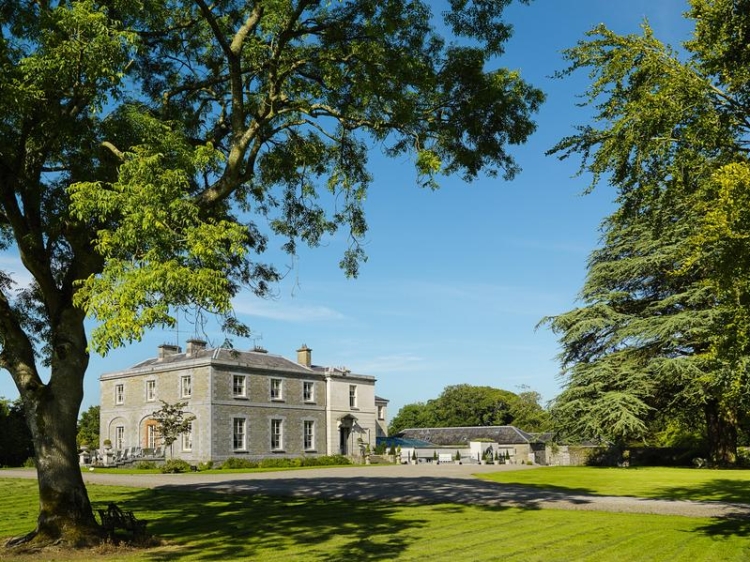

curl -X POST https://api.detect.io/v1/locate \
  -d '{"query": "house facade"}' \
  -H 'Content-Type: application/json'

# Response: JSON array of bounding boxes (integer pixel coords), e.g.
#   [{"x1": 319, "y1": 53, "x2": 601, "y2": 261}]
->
[{"x1": 99, "y1": 341, "x2": 384, "y2": 464}]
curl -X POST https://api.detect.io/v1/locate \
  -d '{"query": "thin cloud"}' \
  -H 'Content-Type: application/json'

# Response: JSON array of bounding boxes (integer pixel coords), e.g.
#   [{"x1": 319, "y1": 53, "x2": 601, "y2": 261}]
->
[{"x1": 232, "y1": 296, "x2": 346, "y2": 323}]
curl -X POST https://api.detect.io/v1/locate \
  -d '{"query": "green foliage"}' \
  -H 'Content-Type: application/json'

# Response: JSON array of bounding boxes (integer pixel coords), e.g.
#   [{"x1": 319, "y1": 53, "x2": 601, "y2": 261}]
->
[
  {"x1": 151, "y1": 401, "x2": 196, "y2": 457},
  {"x1": 545, "y1": 1, "x2": 750, "y2": 464},
  {"x1": 134, "y1": 461, "x2": 158, "y2": 470},
  {"x1": 77, "y1": 405, "x2": 100, "y2": 448},
  {"x1": 160, "y1": 459, "x2": 192, "y2": 474},
  {"x1": 0, "y1": 399, "x2": 34, "y2": 467},
  {"x1": 388, "y1": 384, "x2": 550, "y2": 434},
  {"x1": 220, "y1": 455, "x2": 351, "y2": 470}
]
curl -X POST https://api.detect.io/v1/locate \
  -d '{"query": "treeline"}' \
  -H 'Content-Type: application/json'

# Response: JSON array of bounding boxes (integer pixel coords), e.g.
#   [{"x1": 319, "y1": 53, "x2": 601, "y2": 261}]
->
[{"x1": 388, "y1": 384, "x2": 550, "y2": 435}]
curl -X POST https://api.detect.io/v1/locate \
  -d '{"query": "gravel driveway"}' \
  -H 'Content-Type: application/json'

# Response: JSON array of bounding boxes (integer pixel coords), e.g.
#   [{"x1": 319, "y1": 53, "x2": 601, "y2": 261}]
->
[{"x1": 4, "y1": 464, "x2": 750, "y2": 519}]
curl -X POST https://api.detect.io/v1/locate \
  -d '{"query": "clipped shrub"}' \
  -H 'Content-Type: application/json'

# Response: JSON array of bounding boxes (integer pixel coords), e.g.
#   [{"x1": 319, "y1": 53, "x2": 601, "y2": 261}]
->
[
  {"x1": 23, "y1": 457, "x2": 36, "y2": 468},
  {"x1": 221, "y1": 457, "x2": 259, "y2": 469},
  {"x1": 135, "y1": 460, "x2": 157, "y2": 470},
  {"x1": 198, "y1": 461, "x2": 214, "y2": 471},
  {"x1": 161, "y1": 459, "x2": 191, "y2": 473}
]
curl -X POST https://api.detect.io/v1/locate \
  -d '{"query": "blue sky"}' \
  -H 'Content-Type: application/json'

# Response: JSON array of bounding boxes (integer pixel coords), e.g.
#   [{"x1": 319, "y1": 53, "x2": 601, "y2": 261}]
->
[{"x1": 0, "y1": 0, "x2": 695, "y2": 422}]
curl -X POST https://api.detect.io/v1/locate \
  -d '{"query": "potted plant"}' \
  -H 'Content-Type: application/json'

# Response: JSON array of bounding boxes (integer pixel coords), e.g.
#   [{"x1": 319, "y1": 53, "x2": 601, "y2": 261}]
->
[
  {"x1": 454, "y1": 450, "x2": 461, "y2": 465},
  {"x1": 433, "y1": 450, "x2": 438, "y2": 463},
  {"x1": 411, "y1": 450, "x2": 418, "y2": 465},
  {"x1": 494, "y1": 450, "x2": 501, "y2": 465},
  {"x1": 103, "y1": 439, "x2": 112, "y2": 450}
]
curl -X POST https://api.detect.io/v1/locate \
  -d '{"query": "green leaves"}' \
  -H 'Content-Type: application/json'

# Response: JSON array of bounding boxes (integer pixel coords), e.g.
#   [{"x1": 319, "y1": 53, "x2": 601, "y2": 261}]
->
[{"x1": 547, "y1": 5, "x2": 750, "y2": 456}]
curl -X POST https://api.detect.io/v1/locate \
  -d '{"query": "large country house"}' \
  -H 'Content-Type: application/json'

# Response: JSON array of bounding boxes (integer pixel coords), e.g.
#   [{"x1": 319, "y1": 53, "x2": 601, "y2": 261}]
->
[{"x1": 99, "y1": 341, "x2": 388, "y2": 464}]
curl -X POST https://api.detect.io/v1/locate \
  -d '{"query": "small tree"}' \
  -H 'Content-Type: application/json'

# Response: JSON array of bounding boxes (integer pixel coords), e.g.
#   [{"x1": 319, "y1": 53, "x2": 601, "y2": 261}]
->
[
  {"x1": 151, "y1": 401, "x2": 196, "y2": 458},
  {"x1": 76, "y1": 405, "x2": 100, "y2": 449}
]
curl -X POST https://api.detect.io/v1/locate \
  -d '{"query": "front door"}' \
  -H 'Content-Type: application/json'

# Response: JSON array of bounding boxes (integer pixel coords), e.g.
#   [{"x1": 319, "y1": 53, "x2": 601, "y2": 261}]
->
[{"x1": 339, "y1": 426, "x2": 350, "y2": 455}]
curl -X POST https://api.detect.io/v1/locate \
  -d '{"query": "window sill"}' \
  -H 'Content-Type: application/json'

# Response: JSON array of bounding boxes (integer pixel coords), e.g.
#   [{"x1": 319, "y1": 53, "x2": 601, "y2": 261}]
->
[
  {"x1": 270, "y1": 398, "x2": 285, "y2": 403},
  {"x1": 233, "y1": 396, "x2": 249, "y2": 400}
]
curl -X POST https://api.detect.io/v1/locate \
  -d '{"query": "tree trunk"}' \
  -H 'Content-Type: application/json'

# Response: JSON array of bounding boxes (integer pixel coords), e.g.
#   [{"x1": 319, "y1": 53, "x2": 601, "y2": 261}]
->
[
  {"x1": 704, "y1": 399, "x2": 737, "y2": 467},
  {"x1": 8, "y1": 310, "x2": 103, "y2": 547}
]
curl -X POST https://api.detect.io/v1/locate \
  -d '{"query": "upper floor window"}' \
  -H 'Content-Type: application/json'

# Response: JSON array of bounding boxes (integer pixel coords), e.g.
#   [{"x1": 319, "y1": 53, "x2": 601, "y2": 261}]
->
[
  {"x1": 270, "y1": 378, "x2": 282, "y2": 400},
  {"x1": 146, "y1": 380, "x2": 156, "y2": 402},
  {"x1": 378, "y1": 405, "x2": 385, "y2": 420},
  {"x1": 181, "y1": 375, "x2": 192, "y2": 398},
  {"x1": 303, "y1": 381, "x2": 314, "y2": 402},
  {"x1": 271, "y1": 419, "x2": 283, "y2": 450},
  {"x1": 233, "y1": 418, "x2": 247, "y2": 451},
  {"x1": 349, "y1": 385, "x2": 357, "y2": 408},
  {"x1": 233, "y1": 375, "x2": 247, "y2": 398},
  {"x1": 115, "y1": 384, "x2": 124, "y2": 405}
]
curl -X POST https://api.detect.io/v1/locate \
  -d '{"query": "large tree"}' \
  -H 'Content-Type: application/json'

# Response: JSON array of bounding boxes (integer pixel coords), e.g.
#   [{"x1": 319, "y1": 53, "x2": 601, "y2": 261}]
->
[
  {"x1": 388, "y1": 384, "x2": 549, "y2": 434},
  {"x1": 544, "y1": 0, "x2": 750, "y2": 465},
  {"x1": 0, "y1": 0, "x2": 542, "y2": 547}
]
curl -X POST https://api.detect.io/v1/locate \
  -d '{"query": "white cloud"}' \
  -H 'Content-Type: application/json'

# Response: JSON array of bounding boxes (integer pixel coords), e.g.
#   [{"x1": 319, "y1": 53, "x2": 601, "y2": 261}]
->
[{"x1": 232, "y1": 295, "x2": 346, "y2": 323}]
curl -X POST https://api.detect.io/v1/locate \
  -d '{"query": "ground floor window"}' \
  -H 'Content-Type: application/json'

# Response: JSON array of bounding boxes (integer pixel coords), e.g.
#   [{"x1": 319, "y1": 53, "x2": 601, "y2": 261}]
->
[
  {"x1": 182, "y1": 422, "x2": 193, "y2": 452},
  {"x1": 271, "y1": 419, "x2": 283, "y2": 450},
  {"x1": 145, "y1": 422, "x2": 158, "y2": 449},
  {"x1": 233, "y1": 418, "x2": 246, "y2": 451},
  {"x1": 303, "y1": 420, "x2": 314, "y2": 451},
  {"x1": 115, "y1": 426, "x2": 125, "y2": 450}
]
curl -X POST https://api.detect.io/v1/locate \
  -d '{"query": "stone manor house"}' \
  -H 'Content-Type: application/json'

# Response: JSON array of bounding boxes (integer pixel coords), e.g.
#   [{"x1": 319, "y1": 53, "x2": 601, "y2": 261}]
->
[{"x1": 99, "y1": 340, "x2": 388, "y2": 464}]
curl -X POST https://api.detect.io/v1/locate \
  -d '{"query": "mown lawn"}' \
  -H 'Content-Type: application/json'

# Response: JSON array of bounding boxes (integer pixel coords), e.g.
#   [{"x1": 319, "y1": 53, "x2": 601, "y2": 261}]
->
[
  {"x1": 479, "y1": 466, "x2": 750, "y2": 504},
  {"x1": 2, "y1": 474, "x2": 750, "y2": 561}
]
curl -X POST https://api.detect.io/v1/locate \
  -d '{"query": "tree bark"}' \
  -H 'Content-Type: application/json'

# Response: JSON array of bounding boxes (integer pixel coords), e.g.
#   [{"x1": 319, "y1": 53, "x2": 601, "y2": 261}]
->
[
  {"x1": 704, "y1": 399, "x2": 738, "y2": 467},
  {"x1": 8, "y1": 308, "x2": 102, "y2": 547}
]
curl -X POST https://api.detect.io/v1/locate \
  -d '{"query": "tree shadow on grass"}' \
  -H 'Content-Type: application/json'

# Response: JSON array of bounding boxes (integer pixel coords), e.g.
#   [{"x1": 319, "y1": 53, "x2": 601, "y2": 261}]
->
[
  {"x1": 654, "y1": 479, "x2": 750, "y2": 504},
  {"x1": 108, "y1": 487, "x2": 429, "y2": 561},
  {"x1": 106, "y1": 475, "x2": 599, "y2": 560}
]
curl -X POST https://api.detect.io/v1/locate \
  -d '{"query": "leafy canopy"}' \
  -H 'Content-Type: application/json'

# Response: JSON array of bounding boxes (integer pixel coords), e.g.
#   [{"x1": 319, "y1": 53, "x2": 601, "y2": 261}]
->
[
  {"x1": 544, "y1": 0, "x2": 750, "y2": 460},
  {"x1": 53, "y1": 0, "x2": 544, "y2": 354}
]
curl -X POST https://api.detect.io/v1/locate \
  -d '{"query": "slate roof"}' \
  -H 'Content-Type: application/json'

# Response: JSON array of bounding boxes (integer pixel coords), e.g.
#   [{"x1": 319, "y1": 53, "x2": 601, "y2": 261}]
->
[
  {"x1": 128, "y1": 347, "x2": 312, "y2": 375},
  {"x1": 397, "y1": 426, "x2": 543, "y2": 446},
  {"x1": 377, "y1": 436, "x2": 434, "y2": 449}
]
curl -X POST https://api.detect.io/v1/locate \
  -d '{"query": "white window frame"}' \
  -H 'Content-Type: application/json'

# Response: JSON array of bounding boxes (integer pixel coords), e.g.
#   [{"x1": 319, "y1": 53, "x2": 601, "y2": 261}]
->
[
  {"x1": 233, "y1": 418, "x2": 247, "y2": 451},
  {"x1": 146, "y1": 380, "x2": 156, "y2": 402},
  {"x1": 378, "y1": 405, "x2": 385, "y2": 420},
  {"x1": 181, "y1": 375, "x2": 192, "y2": 398},
  {"x1": 303, "y1": 420, "x2": 315, "y2": 451},
  {"x1": 349, "y1": 385, "x2": 357, "y2": 409},
  {"x1": 147, "y1": 424, "x2": 157, "y2": 449},
  {"x1": 182, "y1": 422, "x2": 193, "y2": 452},
  {"x1": 270, "y1": 378, "x2": 282, "y2": 400},
  {"x1": 233, "y1": 375, "x2": 247, "y2": 398},
  {"x1": 115, "y1": 384, "x2": 124, "y2": 405},
  {"x1": 115, "y1": 426, "x2": 125, "y2": 450},
  {"x1": 271, "y1": 419, "x2": 283, "y2": 451},
  {"x1": 303, "y1": 381, "x2": 315, "y2": 402}
]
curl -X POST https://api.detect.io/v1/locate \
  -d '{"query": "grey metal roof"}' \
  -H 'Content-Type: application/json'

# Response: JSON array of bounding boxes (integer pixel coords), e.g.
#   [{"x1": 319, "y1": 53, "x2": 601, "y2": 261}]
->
[{"x1": 398, "y1": 426, "x2": 537, "y2": 446}]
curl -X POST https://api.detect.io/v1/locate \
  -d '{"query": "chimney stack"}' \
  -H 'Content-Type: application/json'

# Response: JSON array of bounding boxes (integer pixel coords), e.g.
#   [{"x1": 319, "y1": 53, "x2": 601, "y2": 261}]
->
[
  {"x1": 158, "y1": 344, "x2": 181, "y2": 359},
  {"x1": 297, "y1": 344, "x2": 312, "y2": 367},
  {"x1": 186, "y1": 338, "x2": 207, "y2": 357}
]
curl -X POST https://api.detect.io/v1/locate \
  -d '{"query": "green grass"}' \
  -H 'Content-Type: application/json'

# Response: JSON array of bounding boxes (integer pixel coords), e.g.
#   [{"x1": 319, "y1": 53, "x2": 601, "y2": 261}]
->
[
  {"x1": 2, "y1": 476, "x2": 750, "y2": 561},
  {"x1": 479, "y1": 466, "x2": 750, "y2": 503}
]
